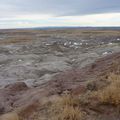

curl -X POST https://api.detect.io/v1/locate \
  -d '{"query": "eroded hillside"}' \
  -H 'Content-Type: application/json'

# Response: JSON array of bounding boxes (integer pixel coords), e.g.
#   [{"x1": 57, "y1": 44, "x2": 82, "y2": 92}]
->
[{"x1": 0, "y1": 29, "x2": 120, "y2": 120}]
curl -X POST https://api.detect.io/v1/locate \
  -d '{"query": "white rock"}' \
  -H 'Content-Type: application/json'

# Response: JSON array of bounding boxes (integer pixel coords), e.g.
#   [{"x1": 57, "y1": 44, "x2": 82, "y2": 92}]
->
[
  {"x1": 102, "y1": 52, "x2": 108, "y2": 55},
  {"x1": 45, "y1": 43, "x2": 51, "y2": 46},
  {"x1": 18, "y1": 59, "x2": 22, "y2": 62},
  {"x1": 108, "y1": 42, "x2": 113, "y2": 45},
  {"x1": 64, "y1": 43, "x2": 67, "y2": 46},
  {"x1": 79, "y1": 43, "x2": 83, "y2": 45},
  {"x1": 73, "y1": 42, "x2": 78, "y2": 45}
]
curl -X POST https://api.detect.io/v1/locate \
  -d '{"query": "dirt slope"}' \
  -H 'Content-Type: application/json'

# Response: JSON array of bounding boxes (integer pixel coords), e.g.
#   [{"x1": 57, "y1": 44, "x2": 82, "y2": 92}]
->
[{"x1": 0, "y1": 52, "x2": 120, "y2": 120}]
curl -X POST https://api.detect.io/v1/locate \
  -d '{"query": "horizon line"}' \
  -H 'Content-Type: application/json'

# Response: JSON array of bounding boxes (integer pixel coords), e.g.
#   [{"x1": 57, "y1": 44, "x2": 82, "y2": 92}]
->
[{"x1": 1, "y1": 26, "x2": 120, "y2": 30}]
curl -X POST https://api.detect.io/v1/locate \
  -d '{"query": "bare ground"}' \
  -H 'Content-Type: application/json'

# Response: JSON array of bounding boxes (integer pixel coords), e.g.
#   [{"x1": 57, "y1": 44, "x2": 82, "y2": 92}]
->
[{"x1": 0, "y1": 29, "x2": 120, "y2": 120}]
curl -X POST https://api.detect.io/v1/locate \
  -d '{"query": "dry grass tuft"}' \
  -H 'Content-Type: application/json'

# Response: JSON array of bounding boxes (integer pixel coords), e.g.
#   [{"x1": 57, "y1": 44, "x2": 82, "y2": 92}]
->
[
  {"x1": 51, "y1": 95, "x2": 84, "y2": 120},
  {"x1": 97, "y1": 73, "x2": 120, "y2": 105},
  {"x1": 57, "y1": 95, "x2": 80, "y2": 107},
  {"x1": 56, "y1": 106, "x2": 82, "y2": 120},
  {"x1": 0, "y1": 37, "x2": 34, "y2": 45},
  {"x1": 108, "y1": 72, "x2": 120, "y2": 82}
]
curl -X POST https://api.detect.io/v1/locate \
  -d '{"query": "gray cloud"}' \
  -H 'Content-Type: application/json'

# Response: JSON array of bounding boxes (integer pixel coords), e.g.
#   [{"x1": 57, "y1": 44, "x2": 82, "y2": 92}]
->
[{"x1": 0, "y1": 0, "x2": 120, "y2": 18}]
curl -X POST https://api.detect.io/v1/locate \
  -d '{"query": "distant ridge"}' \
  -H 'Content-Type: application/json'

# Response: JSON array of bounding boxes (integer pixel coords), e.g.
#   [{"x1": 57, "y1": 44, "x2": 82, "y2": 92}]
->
[
  {"x1": 27, "y1": 26, "x2": 120, "y2": 30},
  {"x1": 1, "y1": 26, "x2": 120, "y2": 30}
]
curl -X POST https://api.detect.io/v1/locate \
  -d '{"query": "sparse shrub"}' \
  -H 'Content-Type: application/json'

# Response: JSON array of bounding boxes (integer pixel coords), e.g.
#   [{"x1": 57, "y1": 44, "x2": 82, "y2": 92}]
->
[
  {"x1": 51, "y1": 95, "x2": 84, "y2": 120},
  {"x1": 97, "y1": 73, "x2": 120, "y2": 105},
  {"x1": 108, "y1": 72, "x2": 120, "y2": 82},
  {"x1": 57, "y1": 95, "x2": 80, "y2": 107},
  {"x1": 57, "y1": 106, "x2": 82, "y2": 120},
  {"x1": 99, "y1": 84, "x2": 120, "y2": 105}
]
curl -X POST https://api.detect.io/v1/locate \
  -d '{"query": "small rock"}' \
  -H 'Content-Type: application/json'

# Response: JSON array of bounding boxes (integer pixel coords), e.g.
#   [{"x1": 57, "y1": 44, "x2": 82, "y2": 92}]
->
[
  {"x1": 108, "y1": 42, "x2": 113, "y2": 45},
  {"x1": 5, "y1": 82, "x2": 28, "y2": 91},
  {"x1": 54, "y1": 51, "x2": 63, "y2": 56},
  {"x1": 18, "y1": 59, "x2": 22, "y2": 62},
  {"x1": 87, "y1": 82, "x2": 97, "y2": 91}
]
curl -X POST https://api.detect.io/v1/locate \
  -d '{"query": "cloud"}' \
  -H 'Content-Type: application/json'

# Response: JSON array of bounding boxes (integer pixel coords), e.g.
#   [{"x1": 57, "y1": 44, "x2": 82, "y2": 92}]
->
[
  {"x1": 1, "y1": 0, "x2": 120, "y2": 17},
  {"x1": 0, "y1": 0, "x2": 120, "y2": 28},
  {"x1": 1, "y1": 13, "x2": 120, "y2": 29}
]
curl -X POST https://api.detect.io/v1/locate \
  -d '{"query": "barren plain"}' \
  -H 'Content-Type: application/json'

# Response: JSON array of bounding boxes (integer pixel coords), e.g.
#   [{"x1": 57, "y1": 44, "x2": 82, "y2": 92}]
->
[{"x1": 0, "y1": 29, "x2": 120, "y2": 120}]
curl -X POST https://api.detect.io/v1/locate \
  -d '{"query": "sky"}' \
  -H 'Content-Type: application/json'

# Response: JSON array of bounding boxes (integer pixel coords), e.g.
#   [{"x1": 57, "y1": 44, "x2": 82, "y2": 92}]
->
[{"x1": 0, "y1": 0, "x2": 120, "y2": 28}]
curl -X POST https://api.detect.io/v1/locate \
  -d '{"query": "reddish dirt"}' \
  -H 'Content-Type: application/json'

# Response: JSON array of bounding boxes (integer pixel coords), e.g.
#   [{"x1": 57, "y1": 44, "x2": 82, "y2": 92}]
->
[{"x1": 0, "y1": 52, "x2": 120, "y2": 119}]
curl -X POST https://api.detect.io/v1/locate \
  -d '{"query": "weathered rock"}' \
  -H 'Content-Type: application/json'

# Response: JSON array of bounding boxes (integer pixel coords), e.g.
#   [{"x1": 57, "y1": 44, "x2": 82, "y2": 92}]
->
[{"x1": 5, "y1": 82, "x2": 28, "y2": 92}]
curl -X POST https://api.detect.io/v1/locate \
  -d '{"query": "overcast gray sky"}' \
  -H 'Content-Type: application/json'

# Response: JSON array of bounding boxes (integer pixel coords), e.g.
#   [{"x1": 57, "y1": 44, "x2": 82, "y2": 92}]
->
[{"x1": 0, "y1": 0, "x2": 120, "y2": 28}]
